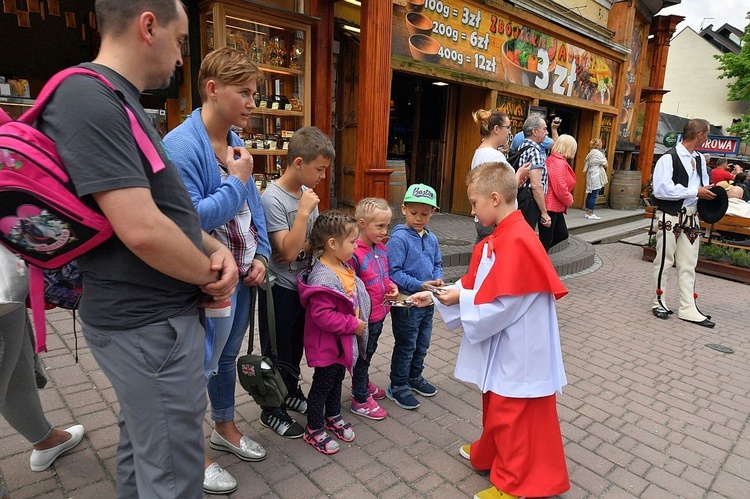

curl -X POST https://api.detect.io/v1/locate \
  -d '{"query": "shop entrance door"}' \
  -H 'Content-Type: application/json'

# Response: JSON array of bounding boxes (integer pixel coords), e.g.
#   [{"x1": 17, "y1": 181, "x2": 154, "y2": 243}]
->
[{"x1": 389, "y1": 72, "x2": 455, "y2": 210}]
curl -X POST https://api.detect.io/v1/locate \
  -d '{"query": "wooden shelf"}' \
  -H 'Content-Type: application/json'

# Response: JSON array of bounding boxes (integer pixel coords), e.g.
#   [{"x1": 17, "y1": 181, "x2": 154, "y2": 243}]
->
[
  {"x1": 251, "y1": 107, "x2": 303, "y2": 117},
  {"x1": 246, "y1": 148, "x2": 287, "y2": 156},
  {"x1": 255, "y1": 62, "x2": 303, "y2": 76},
  {"x1": 201, "y1": 1, "x2": 310, "y2": 175},
  {"x1": 0, "y1": 96, "x2": 34, "y2": 106}
]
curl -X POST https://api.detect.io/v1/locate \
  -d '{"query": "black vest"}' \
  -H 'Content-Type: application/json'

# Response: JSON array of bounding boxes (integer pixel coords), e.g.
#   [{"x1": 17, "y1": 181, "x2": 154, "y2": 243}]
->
[{"x1": 654, "y1": 148, "x2": 704, "y2": 215}]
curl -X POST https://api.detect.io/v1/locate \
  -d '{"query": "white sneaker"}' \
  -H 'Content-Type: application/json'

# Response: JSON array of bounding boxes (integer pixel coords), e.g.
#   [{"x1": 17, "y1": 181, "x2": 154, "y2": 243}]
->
[{"x1": 586, "y1": 214, "x2": 601, "y2": 220}]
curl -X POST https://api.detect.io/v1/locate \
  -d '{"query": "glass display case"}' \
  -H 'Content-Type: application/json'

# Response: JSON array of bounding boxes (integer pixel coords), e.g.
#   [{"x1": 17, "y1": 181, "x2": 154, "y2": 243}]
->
[{"x1": 199, "y1": 1, "x2": 311, "y2": 176}]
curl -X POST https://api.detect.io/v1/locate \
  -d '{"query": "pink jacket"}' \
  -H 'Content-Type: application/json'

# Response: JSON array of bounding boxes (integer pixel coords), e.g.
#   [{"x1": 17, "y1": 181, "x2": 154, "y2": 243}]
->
[
  {"x1": 348, "y1": 240, "x2": 394, "y2": 323},
  {"x1": 544, "y1": 152, "x2": 576, "y2": 214},
  {"x1": 298, "y1": 260, "x2": 371, "y2": 370}
]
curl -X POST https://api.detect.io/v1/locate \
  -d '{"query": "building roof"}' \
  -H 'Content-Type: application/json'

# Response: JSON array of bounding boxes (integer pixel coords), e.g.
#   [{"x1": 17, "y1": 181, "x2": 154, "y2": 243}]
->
[{"x1": 699, "y1": 23, "x2": 743, "y2": 54}]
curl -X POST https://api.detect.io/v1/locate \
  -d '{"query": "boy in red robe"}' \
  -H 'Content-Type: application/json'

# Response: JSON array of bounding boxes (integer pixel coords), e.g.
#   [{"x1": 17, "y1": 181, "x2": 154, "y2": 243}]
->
[{"x1": 411, "y1": 161, "x2": 570, "y2": 499}]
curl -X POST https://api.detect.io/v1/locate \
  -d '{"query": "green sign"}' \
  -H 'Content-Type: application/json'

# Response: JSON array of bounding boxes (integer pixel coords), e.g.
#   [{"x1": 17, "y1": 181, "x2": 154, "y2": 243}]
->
[{"x1": 663, "y1": 131, "x2": 678, "y2": 148}]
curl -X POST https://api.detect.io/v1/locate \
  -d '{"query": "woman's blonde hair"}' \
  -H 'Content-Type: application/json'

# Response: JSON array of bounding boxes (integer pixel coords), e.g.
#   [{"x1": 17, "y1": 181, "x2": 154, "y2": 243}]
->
[
  {"x1": 552, "y1": 134, "x2": 578, "y2": 160},
  {"x1": 472, "y1": 109, "x2": 509, "y2": 137},
  {"x1": 198, "y1": 47, "x2": 261, "y2": 102}
]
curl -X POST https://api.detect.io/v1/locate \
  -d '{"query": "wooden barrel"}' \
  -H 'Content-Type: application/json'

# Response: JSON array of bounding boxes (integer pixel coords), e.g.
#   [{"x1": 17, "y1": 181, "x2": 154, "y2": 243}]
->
[
  {"x1": 388, "y1": 160, "x2": 407, "y2": 209},
  {"x1": 608, "y1": 170, "x2": 642, "y2": 209}
]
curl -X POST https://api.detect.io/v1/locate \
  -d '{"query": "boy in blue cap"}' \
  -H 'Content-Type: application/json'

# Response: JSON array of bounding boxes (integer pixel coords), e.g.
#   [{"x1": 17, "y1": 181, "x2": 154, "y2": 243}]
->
[{"x1": 385, "y1": 184, "x2": 444, "y2": 409}]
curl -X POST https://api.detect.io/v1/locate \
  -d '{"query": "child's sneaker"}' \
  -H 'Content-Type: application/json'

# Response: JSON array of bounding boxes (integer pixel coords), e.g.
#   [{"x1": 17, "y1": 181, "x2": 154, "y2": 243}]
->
[
  {"x1": 285, "y1": 387, "x2": 308, "y2": 415},
  {"x1": 260, "y1": 407, "x2": 304, "y2": 439},
  {"x1": 350, "y1": 395, "x2": 388, "y2": 420},
  {"x1": 386, "y1": 384, "x2": 420, "y2": 409},
  {"x1": 324, "y1": 414, "x2": 356, "y2": 442},
  {"x1": 303, "y1": 427, "x2": 340, "y2": 455},
  {"x1": 367, "y1": 381, "x2": 386, "y2": 400},
  {"x1": 408, "y1": 376, "x2": 437, "y2": 397}
]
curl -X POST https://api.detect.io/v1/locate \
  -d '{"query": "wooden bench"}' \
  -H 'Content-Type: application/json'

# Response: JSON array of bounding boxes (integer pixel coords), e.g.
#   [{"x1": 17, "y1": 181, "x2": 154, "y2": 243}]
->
[
  {"x1": 644, "y1": 206, "x2": 750, "y2": 250},
  {"x1": 700, "y1": 214, "x2": 750, "y2": 249}
]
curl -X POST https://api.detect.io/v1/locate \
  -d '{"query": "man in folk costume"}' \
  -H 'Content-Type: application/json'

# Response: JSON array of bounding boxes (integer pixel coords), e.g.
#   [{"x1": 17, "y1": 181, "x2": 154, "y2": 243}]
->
[
  {"x1": 410, "y1": 162, "x2": 570, "y2": 499},
  {"x1": 651, "y1": 119, "x2": 717, "y2": 328}
]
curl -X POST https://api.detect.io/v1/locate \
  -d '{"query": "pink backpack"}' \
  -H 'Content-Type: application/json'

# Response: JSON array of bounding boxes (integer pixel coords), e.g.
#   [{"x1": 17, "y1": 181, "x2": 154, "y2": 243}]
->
[{"x1": 0, "y1": 67, "x2": 166, "y2": 353}]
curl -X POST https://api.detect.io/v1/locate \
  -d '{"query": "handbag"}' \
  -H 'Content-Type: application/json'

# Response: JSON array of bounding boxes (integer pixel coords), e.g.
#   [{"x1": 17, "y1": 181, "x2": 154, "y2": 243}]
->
[
  {"x1": 236, "y1": 261, "x2": 288, "y2": 407},
  {"x1": 600, "y1": 166, "x2": 609, "y2": 186}
]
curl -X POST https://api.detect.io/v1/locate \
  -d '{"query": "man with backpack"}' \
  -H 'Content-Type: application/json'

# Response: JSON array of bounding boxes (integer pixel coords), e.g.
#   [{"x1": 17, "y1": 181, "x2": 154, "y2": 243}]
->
[
  {"x1": 515, "y1": 114, "x2": 556, "y2": 231},
  {"x1": 37, "y1": 1, "x2": 238, "y2": 497}
]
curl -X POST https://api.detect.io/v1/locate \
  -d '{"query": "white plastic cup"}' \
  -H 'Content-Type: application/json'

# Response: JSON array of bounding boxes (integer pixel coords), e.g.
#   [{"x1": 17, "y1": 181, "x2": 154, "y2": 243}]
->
[{"x1": 204, "y1": 299, "x2": 232, "y2": 318}]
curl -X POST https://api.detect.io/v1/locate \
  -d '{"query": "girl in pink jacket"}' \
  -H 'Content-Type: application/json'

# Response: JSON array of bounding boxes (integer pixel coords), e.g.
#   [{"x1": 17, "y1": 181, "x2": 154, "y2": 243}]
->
[
  {"x1": 348, "y1": 198, "x2": 398, "y2": 421},
  {"x1": 297, "y1": 211, "x2": 371, "y2": 454}
]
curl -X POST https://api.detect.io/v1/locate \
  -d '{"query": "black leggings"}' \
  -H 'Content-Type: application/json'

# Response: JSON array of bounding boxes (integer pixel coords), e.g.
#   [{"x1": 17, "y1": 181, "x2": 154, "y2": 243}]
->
[{"x1": 307, "y1": 364, "x2": 345, "y2": 430}]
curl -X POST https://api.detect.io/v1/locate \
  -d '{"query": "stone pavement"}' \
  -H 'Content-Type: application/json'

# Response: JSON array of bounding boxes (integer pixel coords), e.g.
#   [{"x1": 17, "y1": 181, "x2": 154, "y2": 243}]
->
[{"x1": 3, "y1": 221, "x2": 750, "y2": 498}]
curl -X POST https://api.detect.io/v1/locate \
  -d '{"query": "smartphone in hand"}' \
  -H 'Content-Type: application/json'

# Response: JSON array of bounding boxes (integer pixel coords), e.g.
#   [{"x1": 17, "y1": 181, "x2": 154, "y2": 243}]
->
[
  {"x1": 422, "y1": 283, "x2": 446, "y2": 295},
  {"x1": 383, "y1": 299, "x2": 414, "y2": 307}
]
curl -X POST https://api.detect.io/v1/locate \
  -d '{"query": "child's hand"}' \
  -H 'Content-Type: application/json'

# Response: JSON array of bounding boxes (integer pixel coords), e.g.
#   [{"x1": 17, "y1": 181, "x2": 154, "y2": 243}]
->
[
  {"x1": 408, "y1": 291, "x2": 433, "y2": 307},
  {"x1": 355, "y1": 319, "x2": 367, "y2": 336},
  {"x1": 385, "y1": 283, "x2": 399, "y2": 299},
  {"x1": 298, "y1": 189, "x2": 320, "y2": 217},
  {"x1": 434, "y1": 288, "x2": 460, "y2": 306},
  {"x1": 425, "y1": 278, "x2": 445, "y2": 288}
]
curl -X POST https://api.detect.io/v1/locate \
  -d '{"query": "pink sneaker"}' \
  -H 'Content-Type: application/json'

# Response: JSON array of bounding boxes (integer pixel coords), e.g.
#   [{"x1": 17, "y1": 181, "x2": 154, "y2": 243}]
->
[
  {"x1": 368, "y1": 381, "x2": 386, "y2": 400},
  {"x1": 350, "y1": 395, "x2": 388, "y2": 421}
]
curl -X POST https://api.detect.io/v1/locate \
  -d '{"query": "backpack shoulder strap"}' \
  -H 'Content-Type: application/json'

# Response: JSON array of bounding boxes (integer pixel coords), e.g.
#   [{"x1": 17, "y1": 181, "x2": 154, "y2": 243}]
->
[{"x1": 22, "y1": 67, "x2": 165, "y2": 174}]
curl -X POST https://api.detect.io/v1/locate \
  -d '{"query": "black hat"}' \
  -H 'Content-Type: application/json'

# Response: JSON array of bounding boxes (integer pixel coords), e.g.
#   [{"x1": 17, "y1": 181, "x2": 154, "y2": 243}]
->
[{"x1": 697, "y1": 185, "x2": 729, "y2": 224}]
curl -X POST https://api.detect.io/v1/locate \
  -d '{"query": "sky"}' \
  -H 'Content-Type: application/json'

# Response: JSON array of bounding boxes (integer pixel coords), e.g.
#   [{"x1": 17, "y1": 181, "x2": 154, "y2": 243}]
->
[{"x1": 660, "y1": 0, "x2": 750, "y2": 34}]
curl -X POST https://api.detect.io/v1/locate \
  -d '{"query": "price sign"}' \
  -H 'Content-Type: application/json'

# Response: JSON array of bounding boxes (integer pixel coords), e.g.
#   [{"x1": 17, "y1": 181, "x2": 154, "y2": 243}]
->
[{"x1": 392, "y1": 0, "x2": 619, "y2": 105}]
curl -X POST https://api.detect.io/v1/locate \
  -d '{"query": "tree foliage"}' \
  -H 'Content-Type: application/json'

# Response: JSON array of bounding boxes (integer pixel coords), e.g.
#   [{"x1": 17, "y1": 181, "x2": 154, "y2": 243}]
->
[{"x1": 715, "y1": 13, "x2": 750, "y2": 141}]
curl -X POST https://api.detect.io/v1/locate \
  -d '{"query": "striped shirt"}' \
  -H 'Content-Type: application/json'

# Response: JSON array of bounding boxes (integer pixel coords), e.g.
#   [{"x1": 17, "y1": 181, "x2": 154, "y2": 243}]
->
[
  {"x1": 519, "y1": 139, "x2": 549, "y2": 194},
  {"x1": 212, "y1": 158, "x2": 257, "y2": 276}
]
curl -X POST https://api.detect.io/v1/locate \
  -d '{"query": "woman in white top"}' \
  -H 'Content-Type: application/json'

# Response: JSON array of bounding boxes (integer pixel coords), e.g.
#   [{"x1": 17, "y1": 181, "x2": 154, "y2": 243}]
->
[
  {"x1": 471, "y1": 110, "x2": 523, "y2": 242},
  {"x1": 470, "y1": 110, "x2": 529, "y2": 242}
]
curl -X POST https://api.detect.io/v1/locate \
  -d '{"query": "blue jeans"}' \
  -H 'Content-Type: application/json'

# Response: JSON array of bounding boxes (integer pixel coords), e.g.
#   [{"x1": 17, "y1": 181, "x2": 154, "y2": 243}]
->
[
  {"x1": 206, "y1": 285, "x2": 256, "y2": 423},
  {"x1": 389, "y1": 305, "x2": 434, "y2": 386},
  {"x1": 351, "y1": 319, "x2": 385, "y2": 403},
  {"x1": 585, "y1": 189, "x2": 599, "y2": 212}
]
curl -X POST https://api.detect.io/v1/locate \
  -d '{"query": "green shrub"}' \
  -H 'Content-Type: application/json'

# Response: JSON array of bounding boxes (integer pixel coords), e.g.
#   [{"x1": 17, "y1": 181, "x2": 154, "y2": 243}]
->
[
  {"x1": 700, "y1": 244, "x2": 728, "y2": 261},
  {"x1": 727, "y1": 248, "x2": 750, "y2": 268}
]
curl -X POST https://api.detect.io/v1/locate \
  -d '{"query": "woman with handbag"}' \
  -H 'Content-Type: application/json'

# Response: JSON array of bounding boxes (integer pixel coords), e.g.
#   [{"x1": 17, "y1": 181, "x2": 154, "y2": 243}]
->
[
  {"x1": 0, "y1": 245, "x2": 85, "y2": 481},
  {"x1": 539, "y1": 135, "x2": 578, "y2": 252},
  {"x1": 164, "y1": 47, "x2": 270, "y2": 495},
  {"x1": 583, "y1": 138, "x2": 608, "y2": 220}
]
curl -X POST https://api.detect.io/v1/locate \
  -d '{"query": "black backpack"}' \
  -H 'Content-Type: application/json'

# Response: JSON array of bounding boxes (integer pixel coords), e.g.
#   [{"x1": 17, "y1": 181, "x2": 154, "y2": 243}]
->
[{"x1": 506, "y1": 144, "x2": 534, "y2": 171}]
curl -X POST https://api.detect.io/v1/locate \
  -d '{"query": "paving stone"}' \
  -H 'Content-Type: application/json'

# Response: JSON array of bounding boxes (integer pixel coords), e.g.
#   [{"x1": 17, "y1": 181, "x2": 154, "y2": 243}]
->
[{"x1": 6, "y1": 217, "x2": 750, "y2": 497}]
